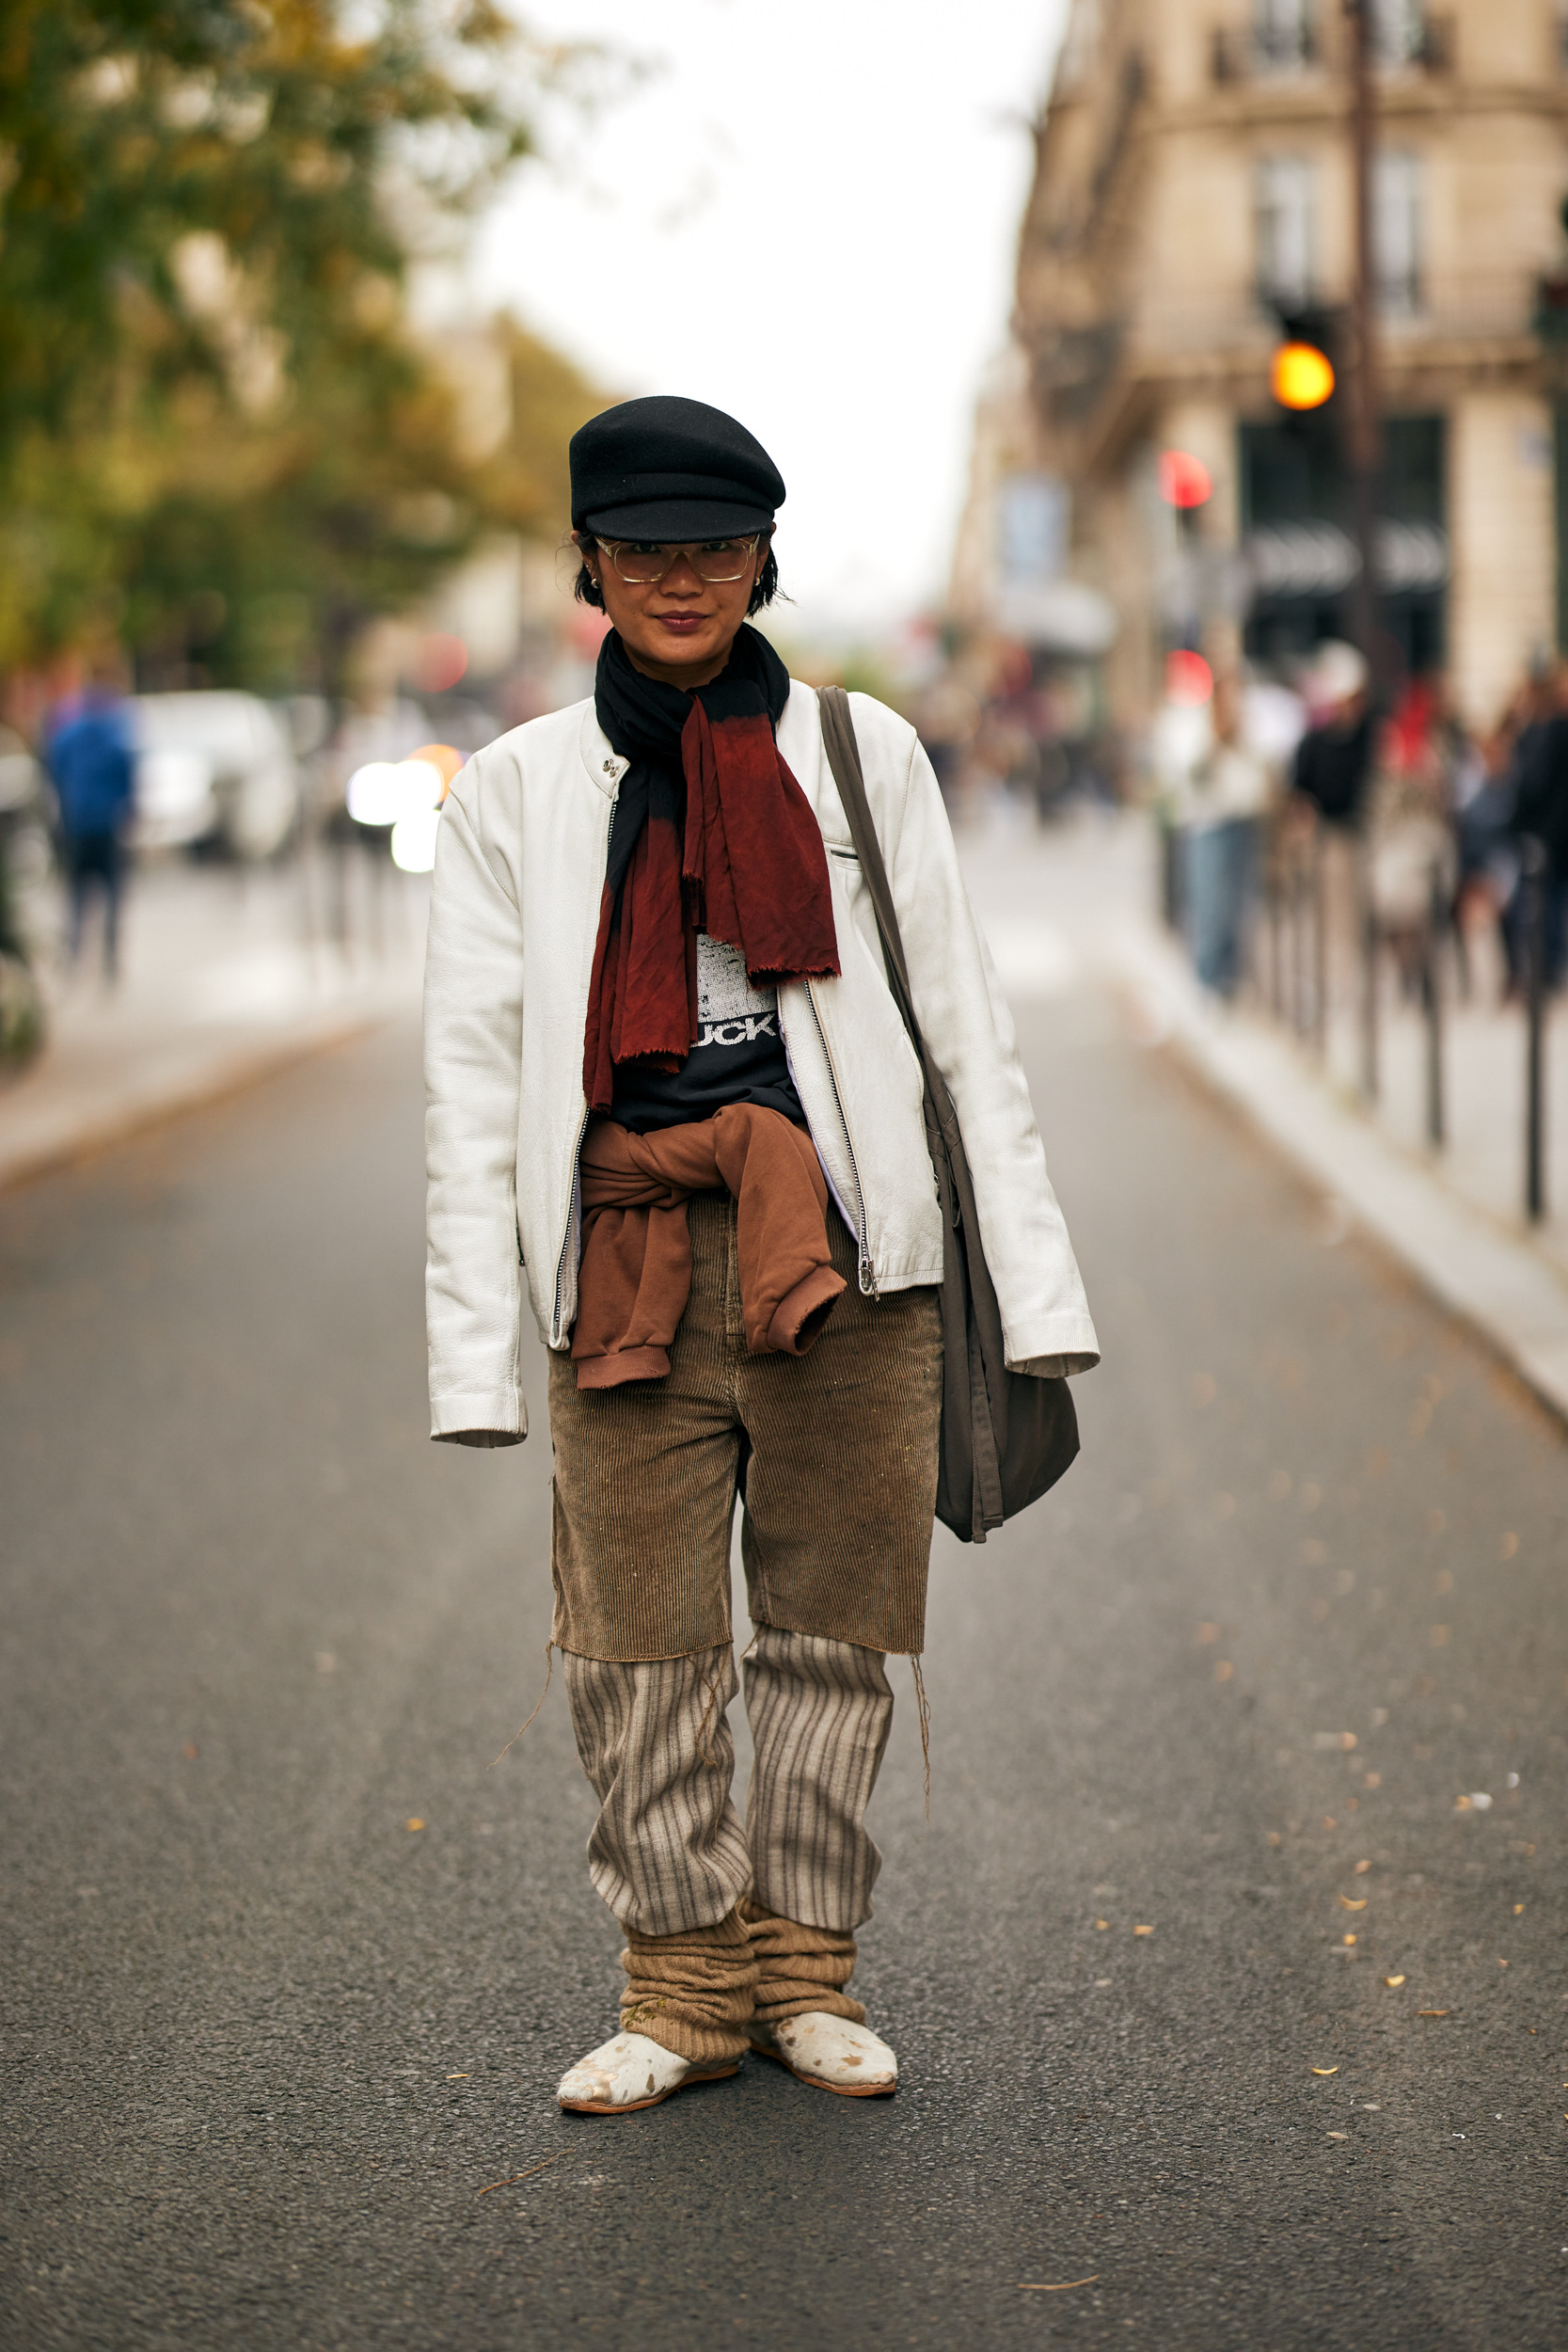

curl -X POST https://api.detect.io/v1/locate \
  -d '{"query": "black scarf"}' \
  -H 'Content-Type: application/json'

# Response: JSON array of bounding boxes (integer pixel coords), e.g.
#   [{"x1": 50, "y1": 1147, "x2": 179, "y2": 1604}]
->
[{"x1": 582, "y1": 625, "x2": 839, "y2": 1111}]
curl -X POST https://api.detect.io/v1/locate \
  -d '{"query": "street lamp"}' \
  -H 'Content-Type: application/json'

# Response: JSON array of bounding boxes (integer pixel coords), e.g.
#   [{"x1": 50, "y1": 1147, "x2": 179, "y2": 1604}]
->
[
  {"x1": 1342, "y1": 0, "x2": 1381, "y2": 675},
  {"x1": 1523, "y1": 194, "x2": 1568, "y2": 1221},
  {"x1": 1531, "y1": 192, "x2": 1568, "y2": 656}
]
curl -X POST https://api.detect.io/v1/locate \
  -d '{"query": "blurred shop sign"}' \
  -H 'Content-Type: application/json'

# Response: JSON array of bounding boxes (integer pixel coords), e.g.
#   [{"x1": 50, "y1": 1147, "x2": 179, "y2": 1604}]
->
[
  {"x1": 995, "y1": 577, "x2": 1118, "y2": 657},
  {"x1": 1243, "y1": 520, "x2": 1449, "y2": 599},
  {"x1": 999, "y1": 472, "x2": 1069, "y2": 582}
]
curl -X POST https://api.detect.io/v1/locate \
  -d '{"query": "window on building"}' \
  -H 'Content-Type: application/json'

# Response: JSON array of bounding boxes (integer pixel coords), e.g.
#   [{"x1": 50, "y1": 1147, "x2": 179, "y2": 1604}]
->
[
  {"x1": 999, "y1": 475, "x2": 1069, "y2": 583},
  {"x1": 1253, "y1": 0, "x2": 1314, "y2": 70},
  {"x1": 1371, "y1": 0, "x2": 1425, "y2": 66},
  {"x1": 1056, "y1": 0, "x2": 1101, "y2": 91},
  {"x1": 1255, "y1": 157, "x2": 1316, "y2": 311},
  {"x1": 1374, "y1": 151, "x2": 1423, "y2": 315}
]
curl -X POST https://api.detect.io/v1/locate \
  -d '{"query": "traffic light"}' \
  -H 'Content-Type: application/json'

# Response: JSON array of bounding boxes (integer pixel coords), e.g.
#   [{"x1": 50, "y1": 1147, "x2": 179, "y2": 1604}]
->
[
  {"x1": 1271, "y1": 306, "x2": 1345, "y2": 421},
  {"x1": 1273, "y1": 341, "x2": 1334, "y2": 409},
  {"x1": 1158, "y1": 449, "x2": 1212, "y2": 509}
]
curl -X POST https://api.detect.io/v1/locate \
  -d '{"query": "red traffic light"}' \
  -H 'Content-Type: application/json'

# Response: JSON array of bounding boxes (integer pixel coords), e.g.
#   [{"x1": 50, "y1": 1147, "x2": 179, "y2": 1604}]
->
[
  {"x1": 1165, "y1": 649, "x2": 1213, "y2": 706},
  {"x1": 1158, "y1": 450, "x2": 1212, "y2": 510}
]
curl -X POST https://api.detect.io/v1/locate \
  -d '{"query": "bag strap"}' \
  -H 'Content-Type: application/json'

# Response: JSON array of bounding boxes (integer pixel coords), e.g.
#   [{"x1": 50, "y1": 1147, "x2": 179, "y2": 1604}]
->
[
  {"x1": 816, "y1": 684, "x2": 966, "y2": 1155},
  {"x1": 817, "y1": 685, "x2": 1009, "y2": 1539},
  {"x1": 816, "y1": 685, "x2": 922, "y2": 1054}
]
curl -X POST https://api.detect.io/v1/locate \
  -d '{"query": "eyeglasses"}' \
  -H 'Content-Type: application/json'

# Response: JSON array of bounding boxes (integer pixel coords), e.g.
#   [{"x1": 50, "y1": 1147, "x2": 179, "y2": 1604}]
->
[{"x1": 596, "y1": 536, "x2": 761, "y2": 586}]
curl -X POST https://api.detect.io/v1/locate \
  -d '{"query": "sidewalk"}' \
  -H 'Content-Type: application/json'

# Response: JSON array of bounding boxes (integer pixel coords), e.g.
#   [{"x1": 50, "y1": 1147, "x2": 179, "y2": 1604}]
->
[
  {"x1": 8, "y1": 809, "x2": 1567, "y2": 1434},
  {"x1": 957, "y1": 803, "x2": 1568, "y2": 1430},
  {"x1": 0, "y1": 850, "x2": 426, "y2": 1191}
]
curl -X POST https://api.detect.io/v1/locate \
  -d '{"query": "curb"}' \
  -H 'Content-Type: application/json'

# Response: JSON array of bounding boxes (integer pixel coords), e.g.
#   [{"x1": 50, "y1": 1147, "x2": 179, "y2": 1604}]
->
[
  {"x1": 0, "y1": 1000, "x2": 399, "y2": 1194},
  {"x1": 1106, "y1": 918, "x2": 1568, "y2": 1433}
]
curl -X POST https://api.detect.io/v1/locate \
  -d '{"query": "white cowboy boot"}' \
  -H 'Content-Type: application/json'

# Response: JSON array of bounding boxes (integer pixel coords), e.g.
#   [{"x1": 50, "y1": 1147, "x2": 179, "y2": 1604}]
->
[
  {"x1": 749, "y1": 2011, "x2": 897, "y2": 2096},
  {"x1": 556, "y1": 2030, "x2": 740, "y2": 2116}
]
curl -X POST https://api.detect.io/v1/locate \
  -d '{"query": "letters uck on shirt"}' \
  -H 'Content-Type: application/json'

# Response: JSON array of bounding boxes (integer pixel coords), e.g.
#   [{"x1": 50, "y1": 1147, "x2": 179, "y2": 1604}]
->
[{"x1": 610, "y1": 932, "x2": 806, "y2": 1135}]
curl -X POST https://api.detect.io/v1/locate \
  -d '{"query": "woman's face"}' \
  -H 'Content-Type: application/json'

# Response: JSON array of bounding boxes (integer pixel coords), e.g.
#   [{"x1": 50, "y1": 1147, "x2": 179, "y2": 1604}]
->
[{"x1": 582, "y1": 533, "x2": 770, "y2": 689}]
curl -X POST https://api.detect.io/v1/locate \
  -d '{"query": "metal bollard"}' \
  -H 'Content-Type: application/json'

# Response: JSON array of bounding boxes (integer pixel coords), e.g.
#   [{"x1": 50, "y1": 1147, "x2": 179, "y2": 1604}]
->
[
  {"x1": 1310, "y1": 829, "x2": 1328, "y2": 1057},
  {"x1": 1292, "y1": 838, "x2": 1312, "y2": 1039},
  {"x1": 1358, "y1": 836, "x2": 1379, "y2": 1104},
  {"x1": 1421, "y1": 859, "x2": 1445, "y2": 1150},
  {"x1": 1161, "y1": 820, "x2": 1184, "y2": 933},
  {"x1": 1523, "y1": 836, "x2": 1548, "y2": 1223}
]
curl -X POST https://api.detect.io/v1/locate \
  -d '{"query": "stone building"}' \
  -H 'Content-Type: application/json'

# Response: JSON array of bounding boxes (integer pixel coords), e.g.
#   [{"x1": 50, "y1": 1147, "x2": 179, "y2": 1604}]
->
[{"x1": 980, "y1": 0, "x2": 1568, "y2": 731}]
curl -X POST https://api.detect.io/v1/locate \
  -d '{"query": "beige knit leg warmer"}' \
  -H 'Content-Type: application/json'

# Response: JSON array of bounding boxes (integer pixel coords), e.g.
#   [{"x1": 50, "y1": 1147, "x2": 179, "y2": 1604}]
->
[
  {"x1": 742, "y1": 1899, "x2": 864, "y2": 2027},
  {"x1": 619, "y1": 1907, "x2": 760, "y2": 2065}
]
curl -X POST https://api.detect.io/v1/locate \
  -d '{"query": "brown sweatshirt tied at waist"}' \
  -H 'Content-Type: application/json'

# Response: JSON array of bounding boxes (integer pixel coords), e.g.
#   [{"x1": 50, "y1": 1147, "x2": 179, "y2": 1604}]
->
[{"x1": 571, "y1": 1105, "x2": 847, "y2": 1391}]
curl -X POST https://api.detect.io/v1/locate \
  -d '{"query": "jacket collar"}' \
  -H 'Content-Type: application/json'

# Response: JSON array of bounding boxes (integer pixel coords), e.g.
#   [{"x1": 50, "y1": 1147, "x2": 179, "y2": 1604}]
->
[
  {"x1": 578, "y1": 700, "x2": 628, "y2": 799},
  {"x1": 577, "y1": 675, "x2": 818, "y2": 810}
]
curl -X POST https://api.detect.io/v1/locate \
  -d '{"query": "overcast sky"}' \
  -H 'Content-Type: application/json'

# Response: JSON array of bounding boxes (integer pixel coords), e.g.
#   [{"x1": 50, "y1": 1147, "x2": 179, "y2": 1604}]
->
[{"x1": 463, "y1": 0, "x2": 1067, "y2": 632}]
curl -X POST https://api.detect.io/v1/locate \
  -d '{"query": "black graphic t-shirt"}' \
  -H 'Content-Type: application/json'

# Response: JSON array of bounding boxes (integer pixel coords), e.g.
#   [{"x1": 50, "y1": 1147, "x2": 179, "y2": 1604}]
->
[{"x1": 610, "y1": 932, "x2": 805, "y2": 1135}]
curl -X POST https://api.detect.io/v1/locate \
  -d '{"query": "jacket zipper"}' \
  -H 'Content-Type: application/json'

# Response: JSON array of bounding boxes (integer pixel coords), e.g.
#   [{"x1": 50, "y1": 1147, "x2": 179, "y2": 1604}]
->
[
  {"x1": 550, "y1": 1102, "x2": 591, "y2": 1343},
  {"x1": 802, "y1": 978, "x2": 878, "y2": 1296}
]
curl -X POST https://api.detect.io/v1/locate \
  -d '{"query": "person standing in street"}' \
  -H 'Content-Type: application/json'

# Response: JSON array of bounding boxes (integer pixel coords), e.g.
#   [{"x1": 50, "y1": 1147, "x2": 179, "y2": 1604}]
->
[
  {"x1": 1287, "y1": 640, "x2": 1375, "y2": 1011},
  {"x1": 45, "y1": 665, "x2": 136, "y2": 984},
  {"x1": 422, "y1": 397, "x2": 1098, "y2": 2117},
  {"x1": 1290, "y1": 641, "x2": 1374, "y2": 832},
  {"x1": 1180, "y1": 675, "x2": 1273, "y2": 998},
  {"x1": 1506, "y1": 662, "x2": 1568, "y2": 991}
]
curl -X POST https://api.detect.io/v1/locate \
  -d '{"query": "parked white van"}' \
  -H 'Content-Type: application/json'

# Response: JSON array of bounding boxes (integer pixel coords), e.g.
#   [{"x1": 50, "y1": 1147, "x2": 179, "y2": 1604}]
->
[{"x1": 132, "y1": 692, "x2": 298, "y2": 860}]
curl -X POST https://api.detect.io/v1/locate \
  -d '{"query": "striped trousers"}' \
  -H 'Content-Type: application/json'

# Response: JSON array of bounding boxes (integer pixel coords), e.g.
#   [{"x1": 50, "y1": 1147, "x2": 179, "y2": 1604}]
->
[
  {"x1": 562, "y1": 1629, "x2": 895, "y2": 2061},
  {"x1": 562, "y1": 1626, "x2": 895, "y2": 1936}
]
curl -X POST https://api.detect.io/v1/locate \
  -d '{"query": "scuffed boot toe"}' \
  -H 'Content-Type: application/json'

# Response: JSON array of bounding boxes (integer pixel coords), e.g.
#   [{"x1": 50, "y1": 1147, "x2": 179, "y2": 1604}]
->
[
  {"x1": 557, "y1": 2031, "x2": 738, "y2": 2115},
  {"x1": 750, "y1": 2011, "x2": 897, "y2": 2096}
]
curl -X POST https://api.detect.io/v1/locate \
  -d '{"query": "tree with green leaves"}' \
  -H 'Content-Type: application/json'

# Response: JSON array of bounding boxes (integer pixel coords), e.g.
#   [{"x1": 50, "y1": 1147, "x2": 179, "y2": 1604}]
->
[{"x1": 0, "y1": 0, "x2": 604, "y2": 690}]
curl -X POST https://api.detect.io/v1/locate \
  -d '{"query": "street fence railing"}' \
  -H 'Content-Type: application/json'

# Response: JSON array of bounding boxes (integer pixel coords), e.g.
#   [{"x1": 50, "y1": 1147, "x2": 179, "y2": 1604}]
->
[{"x1": 1168, "y1": 814, "x2": 1554, "y2": 1228}]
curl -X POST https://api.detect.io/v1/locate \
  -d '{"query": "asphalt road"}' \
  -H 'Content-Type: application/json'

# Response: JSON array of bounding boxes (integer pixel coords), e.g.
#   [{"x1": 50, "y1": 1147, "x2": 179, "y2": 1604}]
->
[{"x1": 2, "y1": 950, "x2": 1564, "y2": 2350}]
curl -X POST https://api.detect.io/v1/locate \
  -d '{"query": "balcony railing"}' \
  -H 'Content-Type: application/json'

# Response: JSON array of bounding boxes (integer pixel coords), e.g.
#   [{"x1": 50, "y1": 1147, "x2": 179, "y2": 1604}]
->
[
  {"x1": 1211, "y1": 9, "x2": 1453, "y2": 85},
  {"x1": 1212, "y1": 22, "x2": 1317, "y2": 82}
]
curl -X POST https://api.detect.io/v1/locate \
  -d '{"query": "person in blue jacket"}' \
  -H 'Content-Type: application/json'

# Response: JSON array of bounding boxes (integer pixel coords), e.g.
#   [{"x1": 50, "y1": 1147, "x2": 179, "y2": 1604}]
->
[{"x1": 46, "y1": 675, "x2": 136, "y2": 981}]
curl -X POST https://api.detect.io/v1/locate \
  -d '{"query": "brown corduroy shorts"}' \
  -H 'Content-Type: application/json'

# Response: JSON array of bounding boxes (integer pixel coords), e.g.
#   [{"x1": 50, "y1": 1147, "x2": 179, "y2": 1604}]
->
[{"x1": 548, "y1": 1191, "x2": 942, "y2": 1661}]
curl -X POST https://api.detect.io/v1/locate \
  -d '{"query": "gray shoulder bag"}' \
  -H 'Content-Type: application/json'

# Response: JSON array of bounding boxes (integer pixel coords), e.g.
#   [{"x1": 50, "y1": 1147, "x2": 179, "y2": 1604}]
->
[{"x1": 816, "y1": 686, "x2": 1080, "y2": 1544}]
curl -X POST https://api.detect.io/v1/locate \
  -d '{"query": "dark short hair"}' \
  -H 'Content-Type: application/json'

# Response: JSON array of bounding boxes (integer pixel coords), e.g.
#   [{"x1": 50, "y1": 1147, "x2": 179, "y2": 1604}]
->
[{"x1": 573, "y1": 534, "x2": 780, "y2": 619}]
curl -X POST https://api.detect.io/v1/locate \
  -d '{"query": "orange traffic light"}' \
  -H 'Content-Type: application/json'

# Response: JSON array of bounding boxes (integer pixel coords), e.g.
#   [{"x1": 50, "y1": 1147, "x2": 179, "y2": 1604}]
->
[{"x1": 1272, "y1": 341, "x2": 1335, "y2": 410}]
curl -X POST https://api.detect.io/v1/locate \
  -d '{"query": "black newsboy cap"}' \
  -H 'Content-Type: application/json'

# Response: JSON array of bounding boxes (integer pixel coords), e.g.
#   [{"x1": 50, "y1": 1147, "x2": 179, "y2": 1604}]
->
[{"x1": 570, "y1": 395, "x2": 784, "y2": 540}]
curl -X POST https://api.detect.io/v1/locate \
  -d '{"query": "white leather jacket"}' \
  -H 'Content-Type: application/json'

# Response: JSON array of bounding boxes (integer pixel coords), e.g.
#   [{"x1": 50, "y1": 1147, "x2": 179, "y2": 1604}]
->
[{"x1": 423, "y1": 682, "x2": 1099, "y2": 1440}]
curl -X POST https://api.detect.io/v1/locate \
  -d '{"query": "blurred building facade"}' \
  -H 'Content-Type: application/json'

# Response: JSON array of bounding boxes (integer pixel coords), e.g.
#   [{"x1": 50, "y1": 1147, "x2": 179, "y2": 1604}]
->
[
  {"x1": 353, "y1": 312, "x2": 609, "y2": 721},
  {"x1": 975, "y1": 0, "x2": 1568, "y2": 731}
]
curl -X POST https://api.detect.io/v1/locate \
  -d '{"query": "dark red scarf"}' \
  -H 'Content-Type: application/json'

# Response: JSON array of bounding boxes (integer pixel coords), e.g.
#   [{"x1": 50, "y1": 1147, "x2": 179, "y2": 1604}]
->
[{"x1": 582, "y1": 625, "x2": 840, "y2": 1112}]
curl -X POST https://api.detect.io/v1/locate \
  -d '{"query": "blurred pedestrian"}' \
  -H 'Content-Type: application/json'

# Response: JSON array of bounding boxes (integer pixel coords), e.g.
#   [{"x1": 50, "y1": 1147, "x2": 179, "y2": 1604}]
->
[
  {"x1": 1504, "y1": 662, "x2": 1568, "y2": 991},
  {"x1": 423, "y1": 396, "x2": 1099, "y2": 2119},
  {"x1": 1180, "y1": 675, "x2": 1272, "y2": 998},
  {"x1": 1288, "y1": 641, "x2": 1375, "y2": 1011},
  {"x1": 1291, "y1": 641, "x2": 1373, "y2": 829},
  {"x1": 1452, "y1": 707, "x2": 1517, "y2": 1000},
  {"x1": 913, "y1": 673, "x2": 979, "y2": 809},
  {"x1": 0, "y1": 723, "x2": 47, "y2": 1070},
  {"x1": 1365, "y1": 676, "x2": 1459, "y2": 996},
  {"x1": 44, "y1": 661, "x2": 135, "y2": 982}
]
